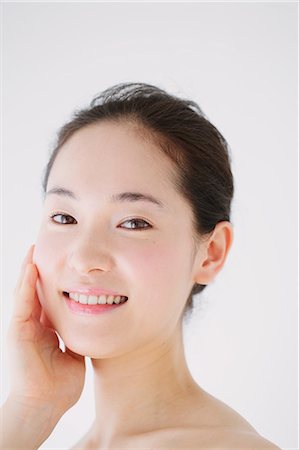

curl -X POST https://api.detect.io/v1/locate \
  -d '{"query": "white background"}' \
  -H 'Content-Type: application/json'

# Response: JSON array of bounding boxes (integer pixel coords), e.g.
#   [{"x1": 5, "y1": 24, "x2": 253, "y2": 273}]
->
[{"x1": 1, "y1": 2, "x2": 298, "y2": 449}]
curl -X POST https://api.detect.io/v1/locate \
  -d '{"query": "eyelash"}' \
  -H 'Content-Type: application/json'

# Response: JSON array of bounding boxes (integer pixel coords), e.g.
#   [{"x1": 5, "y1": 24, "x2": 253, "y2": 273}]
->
[{"x1": 48, "y1": 213, "x2": 152, "y2": 231}]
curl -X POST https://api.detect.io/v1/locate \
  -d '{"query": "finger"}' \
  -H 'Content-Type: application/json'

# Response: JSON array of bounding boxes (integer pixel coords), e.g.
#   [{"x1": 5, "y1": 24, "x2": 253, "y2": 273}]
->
[
  {"x1": 16, "y1": 245, "x2": 35, "y2": 289},
  {"x1": 12, "y1": 263, "x2": 38, "y2": 322},
  {"x1": 31, "y1": 291, "x2": 42, "y2": 321},
  {"x1": 14, "y1": 244, "x2": 35, "y2": 295}
]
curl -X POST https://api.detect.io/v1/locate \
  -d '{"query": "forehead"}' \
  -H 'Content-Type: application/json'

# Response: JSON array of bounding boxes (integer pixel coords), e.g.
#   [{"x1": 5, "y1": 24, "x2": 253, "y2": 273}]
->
[
  {"x1": 51, "y1": 121, "x2": 175, "y2": 180},
  {"x1": 47, "y1": 121, "x2": 183, "y2": 210}
]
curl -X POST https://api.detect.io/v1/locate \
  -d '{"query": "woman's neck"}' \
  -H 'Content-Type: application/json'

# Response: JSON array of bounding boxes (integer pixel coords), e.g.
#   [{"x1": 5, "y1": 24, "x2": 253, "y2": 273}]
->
[{"x1": 89, "y1": 325, "x2": 201, "y2": 447}]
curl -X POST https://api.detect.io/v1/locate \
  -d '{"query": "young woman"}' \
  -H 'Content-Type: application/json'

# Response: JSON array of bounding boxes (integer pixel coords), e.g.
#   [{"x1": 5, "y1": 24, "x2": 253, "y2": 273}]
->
[{"x1": 1, "y1": 83, "x2": 280, "y2": 449}]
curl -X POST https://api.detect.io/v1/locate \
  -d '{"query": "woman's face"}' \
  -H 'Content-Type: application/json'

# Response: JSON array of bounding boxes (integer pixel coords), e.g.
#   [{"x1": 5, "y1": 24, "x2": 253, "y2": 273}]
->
[{"x1": 34, "y1": 121, "x2": 201, "y2": 358}]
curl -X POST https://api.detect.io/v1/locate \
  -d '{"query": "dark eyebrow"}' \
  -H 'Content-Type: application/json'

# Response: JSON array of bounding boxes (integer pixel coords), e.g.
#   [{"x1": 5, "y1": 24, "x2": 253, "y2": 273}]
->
[
  {"x1": 46, "y1": 187, "x2": 77, "y2": 200},
  {"x1": 45, "y1": 187, "x2": 164, "y2": 209},
  {"x1": 111, "y1": 191, "x2": 164, "y2": 209}
]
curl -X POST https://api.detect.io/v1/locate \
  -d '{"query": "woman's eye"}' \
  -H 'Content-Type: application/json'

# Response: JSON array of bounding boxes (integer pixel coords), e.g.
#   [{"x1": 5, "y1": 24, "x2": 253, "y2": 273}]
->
[
  {"x1": 50, "y1": 214, "x2": 77, "y2": 224},
  {"x1": 49, "y1": 214, "x2": 151, "y2": 230},
  {"x1": 119, "y1": 219, "x2": 151, "y2": 230}
]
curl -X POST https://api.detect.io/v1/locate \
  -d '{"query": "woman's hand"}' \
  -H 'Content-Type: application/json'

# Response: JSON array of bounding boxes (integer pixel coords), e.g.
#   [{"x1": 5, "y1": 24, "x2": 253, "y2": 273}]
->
[{"x1": 1, "y1": 244, "x2": 86, "y2": 448}]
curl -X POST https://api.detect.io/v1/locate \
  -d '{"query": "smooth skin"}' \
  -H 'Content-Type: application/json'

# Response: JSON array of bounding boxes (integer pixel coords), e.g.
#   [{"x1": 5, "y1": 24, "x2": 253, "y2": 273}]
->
[{"x1": 1, "y1": 121, "x2": 281, "y2": 449}]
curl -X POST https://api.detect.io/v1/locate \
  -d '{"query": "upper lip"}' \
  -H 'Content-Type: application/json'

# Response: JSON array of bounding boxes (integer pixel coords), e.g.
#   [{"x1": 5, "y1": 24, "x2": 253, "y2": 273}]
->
[{"x1": 63, "y1": 287, "x2": 126, "y2": 297}]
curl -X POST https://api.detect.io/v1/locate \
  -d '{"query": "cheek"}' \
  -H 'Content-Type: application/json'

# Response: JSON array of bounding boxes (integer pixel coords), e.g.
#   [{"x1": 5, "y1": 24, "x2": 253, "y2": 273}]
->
[
  {"x1": 34, "y1": 230, "x2": 62, "y2": 271},
  {"x1": 123, "y1": 239, "x2": 192, "y2": 344},
  {"x1": 129, "y1": 238, "x2": 190, "y2": 285},
  {"x1": 125, "y1": 238, "x2": 192, "y2": 312}
]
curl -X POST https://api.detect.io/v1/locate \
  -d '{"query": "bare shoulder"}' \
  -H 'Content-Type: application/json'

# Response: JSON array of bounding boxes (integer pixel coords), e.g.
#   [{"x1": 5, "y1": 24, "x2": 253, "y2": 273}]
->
[
  {"x1": 188, "y1": 388, "x2": 281, "y2": 449},
  {"x1": 203, "y1": 429, "x2": 281, "y2": 449},
  {"x1": 149, "y1": 428, "x2": 281, "y2": 449},
  {"x1": 153, "y1": 388, "x2": 281, "y2": 449},
  {"x1": 219, "y1": 430, "x2": 282, "y2": 449}
]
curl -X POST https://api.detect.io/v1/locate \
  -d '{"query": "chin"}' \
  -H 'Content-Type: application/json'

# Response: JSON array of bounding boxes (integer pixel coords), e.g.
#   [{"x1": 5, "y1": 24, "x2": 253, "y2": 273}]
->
[{"x1": 54, "y1": 327, "x2": 127, "y2": 359}]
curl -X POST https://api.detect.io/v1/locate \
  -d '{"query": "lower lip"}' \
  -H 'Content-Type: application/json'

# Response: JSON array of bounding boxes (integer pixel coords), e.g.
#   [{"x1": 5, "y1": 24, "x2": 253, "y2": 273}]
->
[{"x1": 64, "y1": 295, "x2": 128, "y2": 315}]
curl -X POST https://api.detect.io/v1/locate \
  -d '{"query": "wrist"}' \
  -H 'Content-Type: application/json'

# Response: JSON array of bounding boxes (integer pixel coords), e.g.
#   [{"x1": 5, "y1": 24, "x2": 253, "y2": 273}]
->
[{"x1": 1, "y1": 395, "x2": 61, "y2": 449}]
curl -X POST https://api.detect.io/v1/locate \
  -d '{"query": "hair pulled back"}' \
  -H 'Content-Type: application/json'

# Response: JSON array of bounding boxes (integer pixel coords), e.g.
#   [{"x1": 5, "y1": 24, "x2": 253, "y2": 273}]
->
[{"x1": 42, "y1": 82, "x2": 234, "y2": 318}]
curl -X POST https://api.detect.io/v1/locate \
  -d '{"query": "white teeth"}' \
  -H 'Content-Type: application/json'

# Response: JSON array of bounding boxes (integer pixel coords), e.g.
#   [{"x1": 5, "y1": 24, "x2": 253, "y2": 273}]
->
[
  {"x1": 79, "y1": 294, "x2": 88, "y2": 304},
  {"x1": 107, "y1": 295, "x2": 114, "y2": 305},
  {"x1": 70, "y1": 292, "x2": 79, "y2": 302},
  {"x1": 98, "y1": 295, "x2": 107, "y2": 305},
  {"x1": 113, "y1": 296, "x2": 121, "y2": 304},
  {"x1": 88, "y1": 295, "x2": 98, "y2": 305},
  {"x1": 68, "y1": 292, "x2": 126, "y2": 305}
]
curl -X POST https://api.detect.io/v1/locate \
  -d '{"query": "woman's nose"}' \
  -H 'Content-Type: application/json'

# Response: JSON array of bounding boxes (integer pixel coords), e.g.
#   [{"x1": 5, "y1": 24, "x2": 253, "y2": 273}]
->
[{"x1": 67, "y1": 239, "x2": 114, "y2": 275}]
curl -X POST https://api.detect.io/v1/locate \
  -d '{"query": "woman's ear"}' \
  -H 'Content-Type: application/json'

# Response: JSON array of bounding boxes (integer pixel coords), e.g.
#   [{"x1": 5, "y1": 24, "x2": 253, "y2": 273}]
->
[{"x1": 193, "y1": 221, "x2": 234, "y2": 285}]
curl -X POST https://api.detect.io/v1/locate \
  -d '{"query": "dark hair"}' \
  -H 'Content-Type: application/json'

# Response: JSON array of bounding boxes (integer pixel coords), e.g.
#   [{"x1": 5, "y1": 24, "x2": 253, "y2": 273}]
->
[{"x1": 42, "y1": 82, "x2": 234, "y2": 319}]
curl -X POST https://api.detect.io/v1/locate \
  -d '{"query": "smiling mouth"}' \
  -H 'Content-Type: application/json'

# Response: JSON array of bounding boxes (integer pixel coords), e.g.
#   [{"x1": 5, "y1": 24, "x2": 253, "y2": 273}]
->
[{"x1": 63, "y1": 291, "x2": 128, "y2": 305}]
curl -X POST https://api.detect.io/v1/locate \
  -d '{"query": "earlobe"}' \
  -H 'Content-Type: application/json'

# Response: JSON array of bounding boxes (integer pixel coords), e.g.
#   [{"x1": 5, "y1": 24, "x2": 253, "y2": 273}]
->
[{"x1": 193, "y1": 221, "x2": 234, "y2": 285}]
